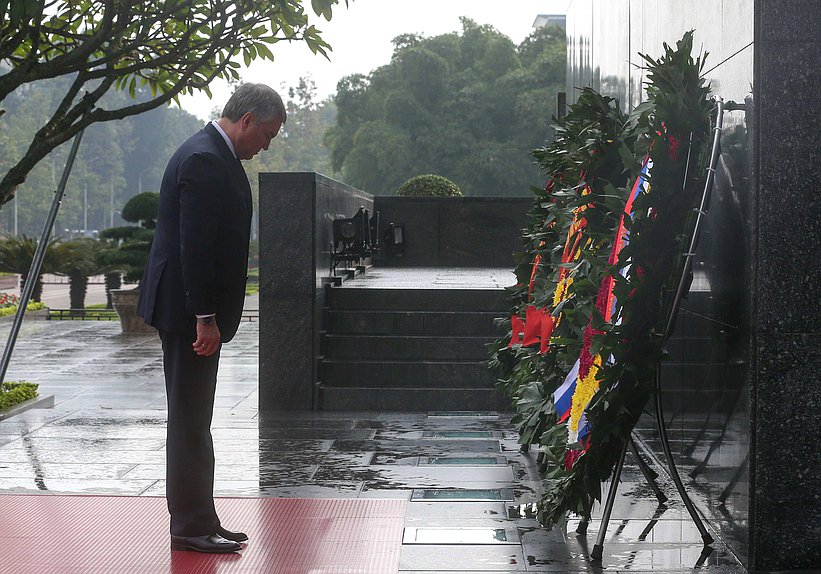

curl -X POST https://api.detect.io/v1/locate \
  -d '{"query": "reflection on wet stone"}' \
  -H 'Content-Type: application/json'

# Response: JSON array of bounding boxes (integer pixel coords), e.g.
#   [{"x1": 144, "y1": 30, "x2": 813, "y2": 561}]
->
[
  {"x1": 411, "y1": 488, "x2": 514, "y2": 501},
  {"x1": 403, "y1": 526, "x2": 519, "y2": 545},
  {"x1": 422, "y1": 430, "x2": 497, "y2": 439},
  {"x1": 419, "y1": 456, "x2": 506, "y2": 465},
  {"x1": 332, "y1": 439, "x2": 501, "y2": 454},
  {"x1": 257, "y1": 428, "x2": 376, "y2": 440}
]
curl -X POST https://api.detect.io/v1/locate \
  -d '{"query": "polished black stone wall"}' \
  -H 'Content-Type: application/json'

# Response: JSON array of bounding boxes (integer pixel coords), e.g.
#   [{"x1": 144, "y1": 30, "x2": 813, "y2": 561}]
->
[
  {"x1": 259, "y1": 172, "x2": 373, "y2": 410},
  {"x1": 567, "y1": 0, "x2": 754, "y2": 113},
  {"x1": 372, "y1": 197, "x2": 531, "y2": 267},
  {"x1": 751, "y1": 1, "x2": 821, "y2": 568},
  {"x1": 567, "y1": 0, "x2": 821, "y2": 569}
]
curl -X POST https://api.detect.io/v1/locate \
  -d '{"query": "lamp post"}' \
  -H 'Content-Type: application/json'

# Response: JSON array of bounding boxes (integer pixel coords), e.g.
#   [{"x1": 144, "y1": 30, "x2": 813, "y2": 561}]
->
[
  {"x1": 84, "y1": 182, "x2": 88, "y2": 235},
  {"x1": 110, "y1": 173, "x2": 115, "y2": 228},
  {"x1": 138, "y1": 168, "x2": 152, "y2": 194}
]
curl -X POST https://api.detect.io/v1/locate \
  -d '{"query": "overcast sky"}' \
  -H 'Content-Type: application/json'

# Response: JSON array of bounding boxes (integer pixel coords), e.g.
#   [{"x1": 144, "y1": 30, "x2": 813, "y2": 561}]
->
[{"x1": 177, "y1": 0, "x2": 570, "y2": 121}]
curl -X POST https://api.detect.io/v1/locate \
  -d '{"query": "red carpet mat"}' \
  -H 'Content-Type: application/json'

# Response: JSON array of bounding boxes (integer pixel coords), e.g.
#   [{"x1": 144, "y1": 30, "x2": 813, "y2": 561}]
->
[{"x1": 0, "y1": 495, "x2": 407, "y2": 574}]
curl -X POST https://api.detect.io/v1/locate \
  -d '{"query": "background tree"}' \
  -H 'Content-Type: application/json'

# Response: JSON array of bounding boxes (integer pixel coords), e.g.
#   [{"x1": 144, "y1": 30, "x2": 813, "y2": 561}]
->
[
  {"x1": 101, "y1": 269, "x2": 121, "y2": 309},
  {"x1": 0, "y1": 76, "x2": 202, "y2": 236},
  {"x1": 325, "y1": 20, "x2": 566, "y2": 196},
  {"x1": 242, "y1": 76, "x2": 337, "y2": 228},
  {"x1": 0, "y1": 0, "x2": 347, "y2": 206}
]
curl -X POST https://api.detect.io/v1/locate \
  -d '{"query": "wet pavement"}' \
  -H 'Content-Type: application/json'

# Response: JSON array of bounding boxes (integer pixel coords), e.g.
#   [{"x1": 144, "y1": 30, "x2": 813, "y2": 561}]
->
[{"x1": 0, "y1": 320, "x2": 748, "y2": 572}]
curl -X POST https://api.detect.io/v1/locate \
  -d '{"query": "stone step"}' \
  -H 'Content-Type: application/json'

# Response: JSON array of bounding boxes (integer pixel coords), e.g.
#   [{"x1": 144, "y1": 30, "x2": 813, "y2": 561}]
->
[
  {"x1": 658, "y1": 360, "x2": 709, "y2": 376},
  {"x1": 319, "y1": 359, "x2": 497, "y2": 388},
  {"x1": 324, "y1": 309, "x2": 504, "y2": 336},
  {"x1": 662, "y1": 336, "x2": 715, "y2": 362},
  {"x1": 322, "y1": 334, "x2": 495, "y2": 361},
  {"x1": 317, "y1": 385, "x2": 510, "y2": 412},
  {"x1": 327, "y1": 288, "x2": 509, "y2": 312},
  {"x1": 657, "y1": 361, "x2": 740, "y2": 390},
  {"x1": 675, "y1": 292, "x2": 716, "y2": 317}
]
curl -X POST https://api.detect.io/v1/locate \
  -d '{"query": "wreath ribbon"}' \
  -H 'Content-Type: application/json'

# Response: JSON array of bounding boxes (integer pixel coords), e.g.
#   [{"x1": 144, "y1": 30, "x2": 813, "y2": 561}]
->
[
  {"x1": 509, "y1": 184, "x2": 592, "y2": 352},
  {"x1": 558, "y1": 157, "x2": 651, "y2": 451}
]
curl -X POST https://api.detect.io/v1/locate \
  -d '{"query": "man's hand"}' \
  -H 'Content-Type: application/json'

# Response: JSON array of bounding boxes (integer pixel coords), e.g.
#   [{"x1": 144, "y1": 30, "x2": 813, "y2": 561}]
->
[{"x1": 193, "y1": 320, "x2": 221, "y2": 356}]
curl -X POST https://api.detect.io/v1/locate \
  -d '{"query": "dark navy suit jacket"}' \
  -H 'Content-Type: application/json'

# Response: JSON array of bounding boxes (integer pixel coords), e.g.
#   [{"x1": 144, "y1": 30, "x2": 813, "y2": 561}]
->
[{"x1": 137, "y1": 123, "x2": 252, "y2": 343}]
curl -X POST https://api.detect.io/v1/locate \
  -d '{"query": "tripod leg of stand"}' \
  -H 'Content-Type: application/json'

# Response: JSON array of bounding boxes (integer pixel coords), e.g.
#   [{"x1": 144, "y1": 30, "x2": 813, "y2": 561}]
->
[
  {"x1": 633, "y1": 437, "x2": 658, "y2": 479},
  {"x1": 718, "y1": 455, "x2": 748, "y2": 505},
  {"x1": 537, "y1": 449, "x2": 548, "y2": 474},
  {"x1": 629, "y1": 437, "x2": 668, "y2": 504},
  {"x1": 591, "y1": 444, "x2": 627, "y2": 561},
  {"x1": 576, "y1": 495, "x2": 592, "y2": 535},
  {"x1": 654, "y1": 370, "x2": 714, "y2": 545},
  {"x1": 518, "y1": 423, "x2": 530, "y2": 453}
]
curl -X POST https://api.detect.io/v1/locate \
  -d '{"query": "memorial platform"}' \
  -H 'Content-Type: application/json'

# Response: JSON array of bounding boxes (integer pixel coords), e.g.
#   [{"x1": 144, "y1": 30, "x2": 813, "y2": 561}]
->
[{"x1": 0, "y1": 320, "x2": 746, "y2": 572}]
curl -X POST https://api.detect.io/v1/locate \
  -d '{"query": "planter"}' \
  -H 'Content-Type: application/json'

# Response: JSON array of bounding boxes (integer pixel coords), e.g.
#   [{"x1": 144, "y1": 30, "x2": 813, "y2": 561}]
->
[
  {"x1": 0, "y1": 394, "x2": 54, "y2": 422},
  {"x1": 0, "y1": 308, "x2": 49, "y2": 322},
  {"x1": 110, "y1": 288, "x2": 155, "y2": 334},
  {"x1": 0, "y1": 274, "x2": 18, "y2": 290}
]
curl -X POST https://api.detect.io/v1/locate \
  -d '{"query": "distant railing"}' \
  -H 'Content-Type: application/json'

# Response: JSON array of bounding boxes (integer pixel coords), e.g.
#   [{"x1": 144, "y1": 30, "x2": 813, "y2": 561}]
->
[
  {"x1": 47, "y1": 308, "x2": 260, "y2": 322},
  {"x1": 47, "y1": 308, "x2": 118, "y2": 321},
  {"x1": 39, "y1": 274, "x2": 112, "y2": 285}
]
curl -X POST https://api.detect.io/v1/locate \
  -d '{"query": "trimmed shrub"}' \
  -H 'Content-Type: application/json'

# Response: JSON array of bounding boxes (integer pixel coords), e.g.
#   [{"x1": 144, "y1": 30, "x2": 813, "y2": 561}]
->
[
  {"x1": 0, "y1": 381, "x2": 39, "y2": 411},
  {"x1": 0, "y1": 301, "x2": 46, "y2": 318},
  {"x1": 121, "y1": 192, "x2": 160, "y2": 229},
  {"x1": 396, "y1": 174, "x2": 463, "y2": 197}
]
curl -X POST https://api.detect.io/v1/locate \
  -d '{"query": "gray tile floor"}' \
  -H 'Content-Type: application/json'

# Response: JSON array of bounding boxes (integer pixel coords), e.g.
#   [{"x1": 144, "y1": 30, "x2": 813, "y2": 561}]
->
[{"x1": 0, "y1": 320, "x2": 747, "y2": 572}]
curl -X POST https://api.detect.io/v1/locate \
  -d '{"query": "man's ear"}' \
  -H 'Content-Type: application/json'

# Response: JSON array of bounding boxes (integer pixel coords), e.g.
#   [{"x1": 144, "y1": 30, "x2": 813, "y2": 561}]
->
[{"x1": 241, "y1": 112, "x2": 255, "y2": 129}]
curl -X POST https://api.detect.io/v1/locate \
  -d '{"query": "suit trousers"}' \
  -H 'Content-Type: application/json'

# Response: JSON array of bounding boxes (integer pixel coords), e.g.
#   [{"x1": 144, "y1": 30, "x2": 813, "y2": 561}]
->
[{"x1": 160, "y1": 329, "x2": 222, "y2": 537}]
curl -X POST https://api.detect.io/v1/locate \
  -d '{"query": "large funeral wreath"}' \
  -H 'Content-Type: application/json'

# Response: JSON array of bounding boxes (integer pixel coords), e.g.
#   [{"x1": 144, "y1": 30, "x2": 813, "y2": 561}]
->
[{"x1": 489, "y1": 31, "x2": 714, "y2": 528}]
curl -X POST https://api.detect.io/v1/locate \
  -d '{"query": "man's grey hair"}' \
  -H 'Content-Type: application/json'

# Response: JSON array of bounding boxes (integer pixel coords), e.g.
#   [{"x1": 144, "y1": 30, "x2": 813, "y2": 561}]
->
[{"x1": 222, "y1": 83, "x2": 287, "y2": 124}]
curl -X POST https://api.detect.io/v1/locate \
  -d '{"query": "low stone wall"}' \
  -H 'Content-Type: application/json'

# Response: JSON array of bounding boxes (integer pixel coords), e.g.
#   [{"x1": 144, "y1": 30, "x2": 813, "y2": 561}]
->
[{"x1": 372, "y1": 196, "x2": 530, "y2": 268}]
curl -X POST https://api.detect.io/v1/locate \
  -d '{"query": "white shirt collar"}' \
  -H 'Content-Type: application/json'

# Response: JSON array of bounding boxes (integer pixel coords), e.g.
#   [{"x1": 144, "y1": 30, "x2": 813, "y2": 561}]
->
[{"x1": 210, "y1": 120, "x2": 236, "y2": 159}]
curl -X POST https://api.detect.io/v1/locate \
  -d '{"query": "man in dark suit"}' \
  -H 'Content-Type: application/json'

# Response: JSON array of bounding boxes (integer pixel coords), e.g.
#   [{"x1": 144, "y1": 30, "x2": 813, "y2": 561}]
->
[{"x1": 138, "y1": 83, "x2": 285, "y2": 553}]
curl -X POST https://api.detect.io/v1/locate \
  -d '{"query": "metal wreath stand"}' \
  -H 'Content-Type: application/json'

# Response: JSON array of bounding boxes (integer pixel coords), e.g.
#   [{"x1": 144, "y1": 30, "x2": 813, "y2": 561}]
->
[
  {"x1": 583, "y1": 97, "x2": 726, "y2": 561},
  {"x1": 0, "y1": 124, "x2": 86, "y2": 383}
]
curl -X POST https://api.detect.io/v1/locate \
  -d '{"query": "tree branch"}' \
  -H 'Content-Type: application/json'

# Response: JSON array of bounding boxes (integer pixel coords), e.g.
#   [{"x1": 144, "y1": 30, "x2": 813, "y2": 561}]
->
[
  {"x1": 0, "y1": 38, "x2": 231, "y2": 204},
  {"x1": 0, "y1": 0, "x2": 343, "y2": 204},
  {"x1": 0, "y1": 0, "x2": 119, "y2": 100}
]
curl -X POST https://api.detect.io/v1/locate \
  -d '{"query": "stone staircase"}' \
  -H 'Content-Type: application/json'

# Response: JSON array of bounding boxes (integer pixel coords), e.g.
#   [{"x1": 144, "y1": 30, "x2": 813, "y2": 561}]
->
[
  {"x1": 656, "y1": 286, "x2": 746, "y2": 410},
  {"x1": 317, "y1": 286, "x2": 510, "y2": 411}
]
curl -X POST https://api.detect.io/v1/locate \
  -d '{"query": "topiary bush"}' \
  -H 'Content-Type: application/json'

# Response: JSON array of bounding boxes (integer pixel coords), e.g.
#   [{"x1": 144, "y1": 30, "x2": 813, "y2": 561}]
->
[
  {"x1": 396, "y1": 174, "x2": 463, "y2": 197},
  {"x1": 98, "y1": 192, "x2": 159, "y2": 285},
  {"x1": 121, "y1": 192, "x2": 160, "y2": 229}
]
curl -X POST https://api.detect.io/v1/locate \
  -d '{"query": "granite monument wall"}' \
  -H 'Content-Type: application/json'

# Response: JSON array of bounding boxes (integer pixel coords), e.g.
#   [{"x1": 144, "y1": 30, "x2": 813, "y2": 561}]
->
[
  {"x1": 566, "y1": 0, "x2": 820, "y2": 569},
  {"x1": 258, "y1": 172, "x2": 373, "y2": 410}
]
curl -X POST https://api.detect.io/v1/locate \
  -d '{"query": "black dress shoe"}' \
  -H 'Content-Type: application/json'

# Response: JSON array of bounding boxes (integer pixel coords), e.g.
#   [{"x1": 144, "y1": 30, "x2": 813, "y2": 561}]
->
[
  {"x1": 170, "y1": 533, "x2": 241, "y2": 553},
  {"x1": 216, "y1": 526, "x2": 249, "y2": 543}
]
